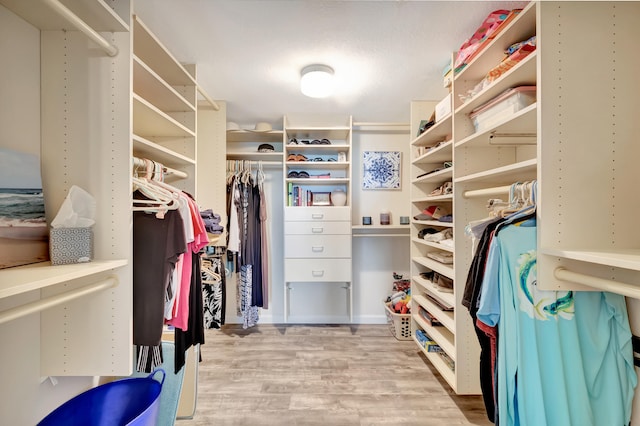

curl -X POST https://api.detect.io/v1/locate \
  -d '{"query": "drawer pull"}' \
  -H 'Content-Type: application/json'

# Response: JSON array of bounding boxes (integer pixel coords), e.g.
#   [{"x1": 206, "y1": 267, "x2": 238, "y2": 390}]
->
[
  {"x1": 311, "y1": 246, "x2": 324, "y2": 252},
  {"x1": 312, "y1": 227, "x2": 324, "y2": 233},
  {"x1": 312, "y1": 270, "x2": 325, "y2": 277},
  {"x1": 311, "y1": 213, "x2": 324, "y2": 219}
]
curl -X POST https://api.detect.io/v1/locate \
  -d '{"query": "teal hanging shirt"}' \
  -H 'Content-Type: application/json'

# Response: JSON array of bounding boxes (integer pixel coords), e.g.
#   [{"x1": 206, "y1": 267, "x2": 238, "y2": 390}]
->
[{"x1": 477, "y1": 221, "x2": 636, "y2": 425}]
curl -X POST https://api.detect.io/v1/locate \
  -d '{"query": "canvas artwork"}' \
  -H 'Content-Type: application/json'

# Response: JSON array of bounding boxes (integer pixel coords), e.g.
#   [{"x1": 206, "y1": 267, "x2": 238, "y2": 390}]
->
[
  {"x1": 362, "y1": 151, "x2": 401, "y2": 189},
  {"x1": 0, "y1": 147, "x2": 49, "y2": 269}
]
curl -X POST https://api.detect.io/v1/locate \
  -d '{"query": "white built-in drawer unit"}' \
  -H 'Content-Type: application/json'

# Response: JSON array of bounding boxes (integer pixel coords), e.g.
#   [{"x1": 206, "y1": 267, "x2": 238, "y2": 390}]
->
[
  {"x1": 285, "y1": 259, "x2": 352, "y2": 282},
  {"x1": 284, "y1": 235, "x2": 352, "y2": 258},
  {"x1": 285, "y1": 221, "x2": 351, "y2": 235},
  {"x1": 285, "y1": 206, "x2": 350, "y2": 222}
]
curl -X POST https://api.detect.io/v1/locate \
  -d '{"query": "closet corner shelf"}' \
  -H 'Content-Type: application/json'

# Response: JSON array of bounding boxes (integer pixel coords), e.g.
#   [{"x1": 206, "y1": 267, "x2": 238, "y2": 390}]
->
[
  {"x1": 411, "y1": 142, "x2": 453, "y2": 165},
  {"x1": 412, "y1": 168, "x2": 453, "y2": 184},
  {"x1": 0, "y1": 259, "x2": 128, "y2": 300},
  {"x1": 413, "y1": 313, "x2": 456, "y2": 361},
  {"x1": 411, "y1": 194, "x2": 454, "y2": 203},
  {"x1": 226, "y1": 152, "x2": 283, "y2": 162},
  {"x1": 413, "y1": 294, "x2": 455, "y2": 333},
  {"x1": 541, "y1": 248, "x2": 640, "y2": 271},
  {"x1": 411, "y1": 237, "x2": 454, "y2": 253},
  {"x1": 352, "y1": 225, "x2": 410, "y2": 237},
  {"x1": 411, "y1": 219, "x2": 453, "y2": 228},
  {"x1": 412, "y1": 256, "x2": 454, "y2": 278},
  {"x1": 412, "y1": 334, "x2": 457, "y2": 388},
  {"x1": 133, "y1": 134, "x2": 195, "y2": 167}
]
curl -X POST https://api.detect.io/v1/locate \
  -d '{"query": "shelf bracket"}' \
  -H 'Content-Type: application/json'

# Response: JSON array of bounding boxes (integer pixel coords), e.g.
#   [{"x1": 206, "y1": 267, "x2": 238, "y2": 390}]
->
[{"x1": 0, "y1": 276, "x2": 119, "y2": 325}]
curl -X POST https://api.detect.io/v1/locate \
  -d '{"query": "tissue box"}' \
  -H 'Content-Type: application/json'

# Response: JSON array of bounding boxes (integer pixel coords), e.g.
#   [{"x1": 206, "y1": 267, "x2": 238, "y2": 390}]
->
[{"x1": 50, "y1": 227, "x2": 93, "y2": 265}]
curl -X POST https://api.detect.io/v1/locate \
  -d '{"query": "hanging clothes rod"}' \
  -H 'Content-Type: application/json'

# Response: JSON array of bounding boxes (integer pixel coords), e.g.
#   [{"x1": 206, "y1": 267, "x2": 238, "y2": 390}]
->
[
  {"x1": 132, "y1": 156, "x2": 188, "y2": 179},
  {"x1": 0, "y1": 276, "x2": 119, "y2": 325},
  {"x1": 554, "y1": 267, "x2": 640, "y2": 300},
  {"x1": 42, "y1": 0, "x2": 119, "y2": 57},
  {"x1": 463, "y1": 185, "x2": 511, "y2": 198},
  {"x1": 197, "y1": 86, "x2": 220, "y2": 111}
]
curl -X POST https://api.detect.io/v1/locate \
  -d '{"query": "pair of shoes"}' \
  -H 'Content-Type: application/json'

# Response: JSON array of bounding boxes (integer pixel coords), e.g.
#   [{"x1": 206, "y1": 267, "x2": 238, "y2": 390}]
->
[
  {"x1": 305, "y1": 138, "x2": 331, "y2": 145},
  {"x1": 413, "y1": 205, "x2": 449, "y2": 221},
  {"x1": 433, "y1": 272, "x2": 453, "y2": 293},
  {"x1": 287, "y1": 170, "x2": 309, "y2": 178},
  {"x1": 430, "y1": 182, "x2": 453, "y2": 196},
  {"x1": 289, "y1": 138, "x2": 310, "y2": 145},
  {"x1": 286, "y1": 153, "x2": 308, "y2": 162}
]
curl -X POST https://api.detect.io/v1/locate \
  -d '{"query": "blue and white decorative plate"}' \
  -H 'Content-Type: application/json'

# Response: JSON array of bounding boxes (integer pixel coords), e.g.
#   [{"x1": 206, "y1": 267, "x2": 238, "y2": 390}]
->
[{"x1": 362, "y1": 151, "x2": 401, "y2": 189}]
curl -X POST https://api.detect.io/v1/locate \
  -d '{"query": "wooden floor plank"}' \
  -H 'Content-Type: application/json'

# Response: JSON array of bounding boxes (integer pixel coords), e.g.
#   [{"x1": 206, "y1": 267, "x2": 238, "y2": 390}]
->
[{"x1": 176, "y1": 324, "x2": 491, "y2": 426}]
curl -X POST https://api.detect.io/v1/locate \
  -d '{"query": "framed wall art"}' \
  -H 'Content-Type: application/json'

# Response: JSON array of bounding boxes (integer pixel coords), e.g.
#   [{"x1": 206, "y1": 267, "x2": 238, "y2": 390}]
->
[{"x1": 362, "y1": 151, "x2": 401, "y2": 190}]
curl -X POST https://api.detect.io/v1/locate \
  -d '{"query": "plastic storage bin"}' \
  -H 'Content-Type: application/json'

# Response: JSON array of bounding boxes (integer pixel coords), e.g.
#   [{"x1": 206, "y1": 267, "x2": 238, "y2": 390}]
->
[
  {"x1": 384, "y1": 302, "x2": 412, "y2": 340},
  {"x1": 469, "y1": 86, "x2": 536, "y2": 132},
  {"x1": 38, "y1": 369, "x2": 165, "y2": 426}
]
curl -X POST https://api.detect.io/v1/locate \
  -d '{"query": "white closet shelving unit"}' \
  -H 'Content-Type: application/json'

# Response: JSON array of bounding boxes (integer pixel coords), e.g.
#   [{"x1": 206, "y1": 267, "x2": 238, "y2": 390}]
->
[
  {"x1": 409, "y1": 98, "x2": 462, "y2": 390},
  {"x1": 0, "y1": 0, "x2": 132, "y2": 377},
  {"x1": 535, "y1": 2, "x2": 640, "y2": 299},
  {"x1": 227, "y1": 128, "x2": 284, "y2": 163},
  {"x1": 283, "y1": 114, "x2": 353, "y2": 323}
]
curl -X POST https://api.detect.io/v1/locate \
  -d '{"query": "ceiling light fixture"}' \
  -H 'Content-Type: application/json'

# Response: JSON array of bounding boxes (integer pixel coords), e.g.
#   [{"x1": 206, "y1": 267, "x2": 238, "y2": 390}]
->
[{"x1": 300, "y1": 64, "x2": 335, "y2": 98}]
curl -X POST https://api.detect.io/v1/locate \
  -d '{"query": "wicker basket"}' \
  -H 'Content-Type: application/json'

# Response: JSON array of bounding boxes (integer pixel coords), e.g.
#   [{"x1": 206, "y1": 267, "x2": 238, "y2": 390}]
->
[{"x1": 384, "y1": 302, "x2": 412, "y2": 340}]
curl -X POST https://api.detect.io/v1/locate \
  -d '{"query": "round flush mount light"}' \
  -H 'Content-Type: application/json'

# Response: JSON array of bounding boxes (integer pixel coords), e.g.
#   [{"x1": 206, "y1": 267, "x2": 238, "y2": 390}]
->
[{"x1": 300, "y1": 64, "x2": 335, "y2": 98}]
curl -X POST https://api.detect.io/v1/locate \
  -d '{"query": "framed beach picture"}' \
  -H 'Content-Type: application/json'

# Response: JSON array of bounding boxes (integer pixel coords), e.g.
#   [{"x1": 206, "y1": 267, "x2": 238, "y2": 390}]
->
[
  {"x1": 362, "y1": 151, "x2": 401, "y2": 190},
  {"x1": 0, "y1": 148, "x2": 49, "y2": 269}
]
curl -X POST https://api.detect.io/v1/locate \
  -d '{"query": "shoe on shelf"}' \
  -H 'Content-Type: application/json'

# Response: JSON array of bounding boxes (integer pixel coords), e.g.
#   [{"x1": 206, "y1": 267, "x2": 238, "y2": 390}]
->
[{"x1": 413, "y1": 205, "x2": 448, "y2": 221}]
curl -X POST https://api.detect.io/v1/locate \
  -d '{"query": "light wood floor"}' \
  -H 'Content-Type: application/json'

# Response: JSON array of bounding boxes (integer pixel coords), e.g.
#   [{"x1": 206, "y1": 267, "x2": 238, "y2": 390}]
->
[{"x1": 177, "y1": 324, "x2": 492, "y2": 426}]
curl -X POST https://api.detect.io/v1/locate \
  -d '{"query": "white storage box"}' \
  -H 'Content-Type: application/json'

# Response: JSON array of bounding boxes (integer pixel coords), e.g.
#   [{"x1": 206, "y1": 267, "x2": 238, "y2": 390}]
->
[
  {"x1": 435, "y1": 93, "x2": 452, "y2": 122},
  {"x1": 469, "y1": 86, "x2": 536, "y2": 132}
]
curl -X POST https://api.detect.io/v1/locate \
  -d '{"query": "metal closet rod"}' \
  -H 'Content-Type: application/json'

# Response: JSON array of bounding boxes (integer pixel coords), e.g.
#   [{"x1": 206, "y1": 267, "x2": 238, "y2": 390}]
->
[
  {"x1": 554, "y1": 267, "x2": 640, "y2": 300},
  {"x1": 0, "y1": 276, "x2": 119, "y2": 325},
  {"x1": 43, "y1": 0, "x2": 119, "y2": 57},
  {"x1": 132, "y1": 156, "x2": 188, "y2": 179}
]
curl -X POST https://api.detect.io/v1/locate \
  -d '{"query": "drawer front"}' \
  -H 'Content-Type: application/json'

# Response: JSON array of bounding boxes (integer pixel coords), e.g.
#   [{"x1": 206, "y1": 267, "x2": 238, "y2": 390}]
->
[
  {"x1": 285, "y1": 259, "x2": 352, "y2": 282},
  {"x1": 285, "y1": 206, "x2": 350, "y2": 222},
  {"x1": 285, "y1": 221, "x2": 351, "y2": 235},
  {"x1": 285, "y1": 235, "x2": 351, "y2": 258}
]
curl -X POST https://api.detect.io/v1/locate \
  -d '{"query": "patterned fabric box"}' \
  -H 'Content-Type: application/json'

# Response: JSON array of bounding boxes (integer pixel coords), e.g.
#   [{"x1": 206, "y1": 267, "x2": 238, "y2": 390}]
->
[{"x1": 50, "y1": 227, "x2": 93, "y2": 265}]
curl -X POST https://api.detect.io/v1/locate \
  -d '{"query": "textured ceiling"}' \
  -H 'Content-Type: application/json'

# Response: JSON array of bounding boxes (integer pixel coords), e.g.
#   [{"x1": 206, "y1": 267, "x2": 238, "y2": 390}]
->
[{"x1": 133, "y1": 0, "x2": 529, "y2": 129}]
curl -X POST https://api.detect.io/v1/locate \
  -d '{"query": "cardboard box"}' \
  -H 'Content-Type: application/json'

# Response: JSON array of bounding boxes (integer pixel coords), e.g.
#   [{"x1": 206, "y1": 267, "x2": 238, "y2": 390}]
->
[
  {"x1": 50, "y1": 227, "x2": 93, "y2": 265},
  {"x1": 435, "y1": 93, "x2": 452, "y2": 122}
]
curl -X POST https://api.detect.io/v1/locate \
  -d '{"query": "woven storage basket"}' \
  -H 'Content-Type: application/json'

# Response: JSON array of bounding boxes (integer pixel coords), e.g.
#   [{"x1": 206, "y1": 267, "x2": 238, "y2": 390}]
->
[{"x1": 384, "y1": 302, "x2": 412, "y2": 340}]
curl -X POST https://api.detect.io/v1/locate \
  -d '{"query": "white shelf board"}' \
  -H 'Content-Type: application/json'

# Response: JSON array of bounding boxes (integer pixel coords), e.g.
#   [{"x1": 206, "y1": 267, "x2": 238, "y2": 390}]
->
[
  {"x1": 286, "y1": 178, "x2": 349, "y2": 185},
  {"x1": 133, "y1": 94, "x2": 196, "y2": 138},
  {"x1": 412, "y1": 141, "x2": 453, "y2": 164},
  {"x1": 410, "y1": 115, "x2": 452, "y2": 147},
  {"x1": 133, "y1": 56, "x2": 196, "y2": 112},
  {"x1": 412, "y1": 256, "x2": 454, "y2": 279},
  {"x1": 132, "y1": 134, "x2": 195, "y2": 167},
  {"x1": 227, "y1": 130, "x2": 284, "y2": 143},
  {"x1": 0, "y1": 0, "x2": 129, "y2": 31},
  {"x1": 413, "y1": 168, "x2": 453, "y2": 185},
  {"x1": 285, "y1": 127, "x2": 351, "y2": 140},
  {"x1": 0, "y1": 259, "x2": 128, "y2": 300},
  {"x1": 412, "y1": 275, "x2": 455, "y2": 308},
  {"x1": 411, "y1": 194, "x2": 453, "y2": 203},
  {"x1": 455, "y1": 158, "x2": 537, "y2": 184},
  {"x1": 133, "y1": 15, "x2": 196, "y2": 86},
  {"x1": 412, "y1": 337, "x2": 456, "y2": 389},
  {"x1": 412, "y1": 237, "x2": 454, "y2": 253},
  {"x1": 454, "y1": 1, "x2": 537, "y2": 83},
  {"x1": 352, "y1": 225, "x2": 410, "y2": 237},
  {"x1": 226, "y1": 152, "x2": 283, "y2": 162},
  {"x1": 414, "y1": 294, "x2": 455, "y2": 334},
  {"x1": 454, "y1": 103, "x2": 537, "y2": 149},
  {"x1": 411, "y1": 219, "x2": 453, "y2": 228},
  {"x1": 414, "y1": 314, "x2": 455, "y2": 360},
  {"x1": 285, "y1": 161, "x2": 349, "y2": 170},
  {"x1": 456, "y1": 52, "x2": 538, "y2": 116},
  {"x1": 541, "y1": 248, "x2": 640, "y2": 271}
]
